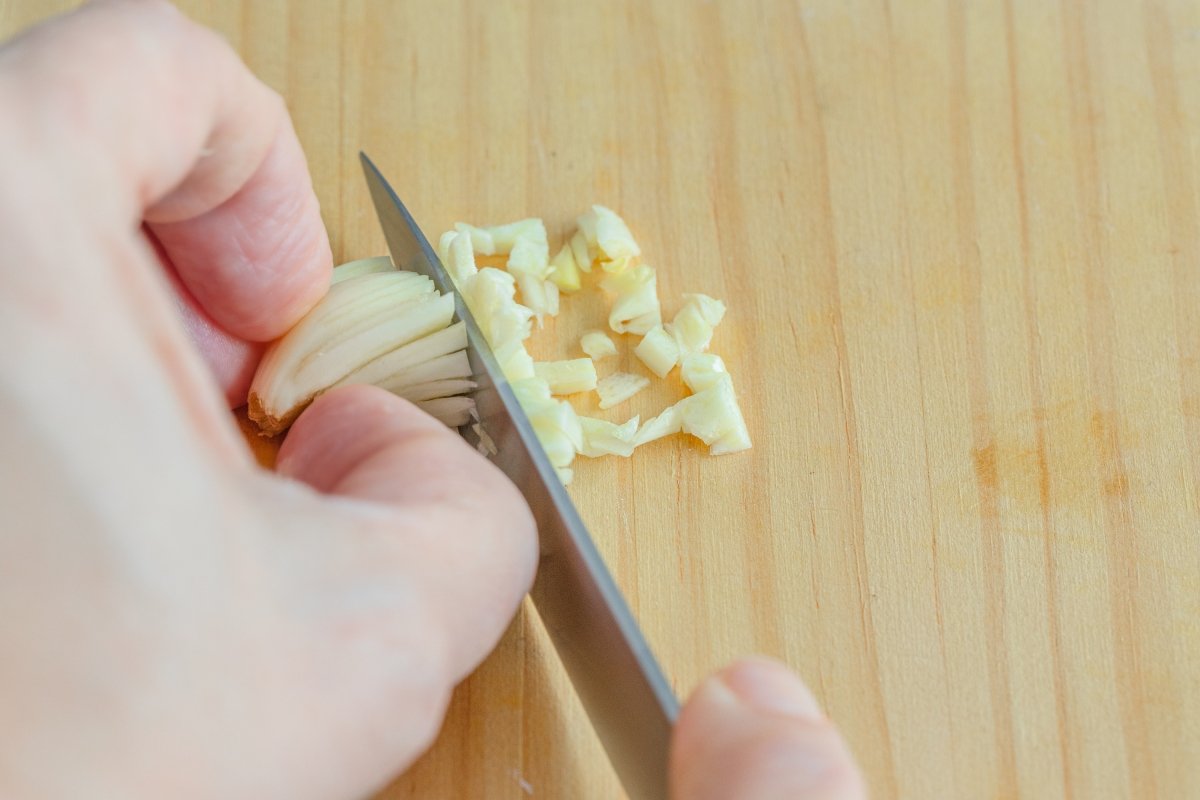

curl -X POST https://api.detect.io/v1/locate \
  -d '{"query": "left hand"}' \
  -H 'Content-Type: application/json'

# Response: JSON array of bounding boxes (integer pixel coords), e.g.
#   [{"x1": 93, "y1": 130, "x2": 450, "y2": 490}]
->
[{"x1": 0, "y1": 3, "x2": 536, "y2": 798}]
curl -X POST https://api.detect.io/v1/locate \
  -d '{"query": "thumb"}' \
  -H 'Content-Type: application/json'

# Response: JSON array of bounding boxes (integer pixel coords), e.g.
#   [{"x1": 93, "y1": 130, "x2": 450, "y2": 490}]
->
[{"x1": 670, "y1": 658, "x2": 867, "y2": 800}]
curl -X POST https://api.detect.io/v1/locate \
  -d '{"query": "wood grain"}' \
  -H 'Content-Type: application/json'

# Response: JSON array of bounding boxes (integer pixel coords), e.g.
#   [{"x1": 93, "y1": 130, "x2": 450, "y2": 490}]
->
[{"x1": 3, "y1": 1, "x2": 1199, "y2": 797}]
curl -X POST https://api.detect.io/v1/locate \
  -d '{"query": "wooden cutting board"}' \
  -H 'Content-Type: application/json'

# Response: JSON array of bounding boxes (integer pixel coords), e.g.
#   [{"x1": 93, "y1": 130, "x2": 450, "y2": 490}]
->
[{"x1": 5, "y1": 1, "x2": 1198, "y2": 797}]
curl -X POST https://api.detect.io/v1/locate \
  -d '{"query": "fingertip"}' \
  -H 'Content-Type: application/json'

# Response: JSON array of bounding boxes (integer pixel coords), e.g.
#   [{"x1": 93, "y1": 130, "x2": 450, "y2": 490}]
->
[
  {"x1": 671, "y1": 663, "x2": 867, "y2": 800},
  {"x1": 717, "y1": 657, "x2": 825, "y2": 721}
]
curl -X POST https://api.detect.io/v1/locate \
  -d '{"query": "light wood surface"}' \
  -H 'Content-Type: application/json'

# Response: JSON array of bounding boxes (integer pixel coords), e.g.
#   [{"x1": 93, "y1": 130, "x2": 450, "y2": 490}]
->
[{"x1": 4, "y1": 1, "x2": 1199, "y2": 797}]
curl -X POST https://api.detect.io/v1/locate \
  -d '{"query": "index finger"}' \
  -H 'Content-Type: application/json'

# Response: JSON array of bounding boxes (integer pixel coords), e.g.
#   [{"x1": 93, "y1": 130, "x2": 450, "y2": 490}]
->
[{"x1": 0, "y1": 0, "x2": 331, "y2": 343}]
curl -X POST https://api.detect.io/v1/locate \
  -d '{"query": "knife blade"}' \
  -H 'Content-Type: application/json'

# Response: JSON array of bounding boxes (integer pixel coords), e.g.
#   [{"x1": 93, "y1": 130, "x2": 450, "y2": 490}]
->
[{"x1": 360, "y1": 153, "x2": 680, "y2": 800}]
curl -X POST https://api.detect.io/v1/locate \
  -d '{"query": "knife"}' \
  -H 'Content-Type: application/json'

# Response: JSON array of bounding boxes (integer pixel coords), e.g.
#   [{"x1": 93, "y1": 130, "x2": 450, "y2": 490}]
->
[{"x1": 360, "y1": 153, "x2": 680, "y2": 799}]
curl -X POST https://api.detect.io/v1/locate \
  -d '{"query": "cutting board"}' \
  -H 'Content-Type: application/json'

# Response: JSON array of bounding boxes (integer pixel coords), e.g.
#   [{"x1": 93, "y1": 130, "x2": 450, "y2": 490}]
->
[{"x1": 4, "y1": 1, "x2": 1198, "y2": 797}]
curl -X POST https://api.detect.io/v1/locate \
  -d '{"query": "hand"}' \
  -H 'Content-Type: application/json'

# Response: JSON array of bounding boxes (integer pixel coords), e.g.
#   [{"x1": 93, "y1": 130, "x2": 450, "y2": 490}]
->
[
  {"x1": 672, "y1": 658, "x2": 867, "y2": 799},
  {"x1": 0, "y1": 2, "x2": 535, "y2": 798},
  {"x1": 0, "y1": 3, "x2": 864, "y2": 799}
]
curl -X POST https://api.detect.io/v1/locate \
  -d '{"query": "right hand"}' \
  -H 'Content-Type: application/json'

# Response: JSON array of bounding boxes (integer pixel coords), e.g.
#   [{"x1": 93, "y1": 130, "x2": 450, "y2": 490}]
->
[{"x1": 672, "y1": 658, "x2": 867, "y2": 799}]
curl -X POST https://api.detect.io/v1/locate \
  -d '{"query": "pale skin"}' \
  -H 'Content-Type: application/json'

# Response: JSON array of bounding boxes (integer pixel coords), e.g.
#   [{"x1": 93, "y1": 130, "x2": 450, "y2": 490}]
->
[{"x1": 0, "y1": 2, "x2": 866, "y2": 798}]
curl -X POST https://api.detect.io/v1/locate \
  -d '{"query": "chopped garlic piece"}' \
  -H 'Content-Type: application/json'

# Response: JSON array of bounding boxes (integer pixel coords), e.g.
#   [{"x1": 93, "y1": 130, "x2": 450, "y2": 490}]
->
[
  {"x1": 331, "y1": 256, "x2": 395, "y2": 283},
  {"x1": 569, "y1": 230, "x2": 593, "y2": 273},
  {"x1": 512, "y1": 377, "x2": 582, "y2": 469},
  {"x1": 580, "y1": 330, "x2": 617, "y2": 360},
  {"x1": 601, "y1": 264, "x2": 661, "y2": 335},
  {"x1": 711, "y1": 422, "x2": 753, "y2": 455},
  {"x1": 452, "y1": 219, "x2": 554, "y2": 318},
  {"x1": 680, "y1": 377, "x2": 749, "y2": 451},
  {"x1": 437, "y1": 230, "x2": 458, "y2": 264},
  {"x1": 596, "y1": 372, "x2": 650, "y2": 409},
  {"x1": 454, "y1": 218, "x2": 545, "y2": 256},
  {"x1": 634, "y1": 325, "x2": 680, "y2": 377},
  {"x1": 634, "y1": 405, "x2": 683, "y2": 447},
  {"x1": 633, "y1": 368, "x2": 750, "y2": 455},
  {"x1": 600, "y1": 256, "x2": 633, "y2": 275},
  {"x1": 577, "y1": 205, "x2": 641, "y2": 266},
  {"x1": 495, "y1": 340, "x2": 535, "y2": 381},
  {"x1": 556, "y1": 467, "x2": 574, "y2": 485},
  {"x1": 670, "y1": 293, "x2": 727, "y2": 355},
  {"x1": 462, "y1": 268, "x2": 534, "y2": 347},
  {"x1": 578, "y1": 415, "x2": 640, "y2": 458},
  {"x1": 549, "y1": 243, "x2": 582, "y2": 292},
  {"x1": 444, "y1": 231, "x2": 479, "y2": 286},
  {"x1": 507, "y1": 235, "x2": 551, "y2": 278},
  {"x1": 534, "y1": 358, "x2": 598, "y2": 394},
  {"x1": 680, "y1": 353, "x2": 728, "y2": 393}
]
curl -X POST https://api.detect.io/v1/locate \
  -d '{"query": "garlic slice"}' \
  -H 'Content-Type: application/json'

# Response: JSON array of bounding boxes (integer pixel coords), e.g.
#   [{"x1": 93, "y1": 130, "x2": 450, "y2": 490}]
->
[
  {"x1": 331, "y1": 256, "x2": 396, "y2": 283},
  {"x1": 596, "y1": 372, "x2": 650, "y2": 409}
]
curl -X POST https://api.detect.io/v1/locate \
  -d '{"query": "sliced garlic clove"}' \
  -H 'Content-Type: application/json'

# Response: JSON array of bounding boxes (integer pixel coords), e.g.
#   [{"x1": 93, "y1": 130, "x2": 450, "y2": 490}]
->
[
  {"x1": 249, "y1": 269, "x2": 475, "y2": 436},
  {"x1": 331, "y1": 256, "x2": 396, "y2": 283}
]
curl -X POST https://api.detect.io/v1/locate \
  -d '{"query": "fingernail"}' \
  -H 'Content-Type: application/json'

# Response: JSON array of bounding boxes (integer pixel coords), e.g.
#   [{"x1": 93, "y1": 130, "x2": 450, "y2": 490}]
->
[{"x1": 718, "y1": 657, "x2": 824, "y2": 720}]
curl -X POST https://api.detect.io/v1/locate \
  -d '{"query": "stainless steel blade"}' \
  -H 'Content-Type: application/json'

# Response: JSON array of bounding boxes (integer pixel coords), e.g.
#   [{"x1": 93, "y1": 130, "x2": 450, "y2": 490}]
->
[{"x1": 361, "y1": 153, "x2": 679, "y2": 800}]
